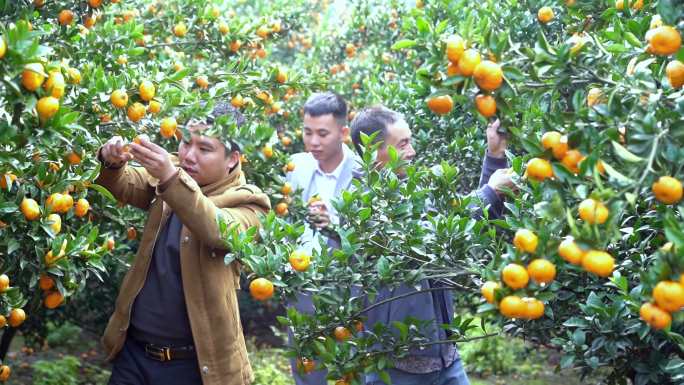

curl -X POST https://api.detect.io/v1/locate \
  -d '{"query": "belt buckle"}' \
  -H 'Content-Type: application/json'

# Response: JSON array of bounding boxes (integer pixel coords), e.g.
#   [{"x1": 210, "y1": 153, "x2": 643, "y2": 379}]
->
[{"x1": 145, "y1": 344, "x2": 171, "y2": 362}]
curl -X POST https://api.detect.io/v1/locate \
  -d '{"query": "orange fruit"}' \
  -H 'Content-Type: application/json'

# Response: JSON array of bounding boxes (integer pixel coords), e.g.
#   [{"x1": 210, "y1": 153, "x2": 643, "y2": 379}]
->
[
  {"x1": 67, "y1": 67, "x2": 81, "y2": 85},
  {"x1": 0, "y1": 173, "x2": 16, "y2": 190},
  {"x1": 522, "y1": 297, "x2": 545, "y2": 320},
  {"x1": 0, "y1": 274, "x2": 9, "y2": 292},
  {"x1": 652, "y1": 176, "x2": 683, "y2": 205},
  {"x1": 445, "y1": 35, "x2": 466, "y2": 63},
  {"x1": 285, "y1": 162, "x2": 296, "y2": 172},
  {"x1": 640, "y1": 303, "x2": 672, "y2": 330},
  {"x1": 281, "y1": 182, "x2": 292, "y2": 196},
  {"x1": 578, "y1": 198, "x2": 609, "y2": 224},
  {"x1": 345, "y1": 43, "x2": 356, "y2": 58},
  {"x1": 0, "y1": 365, "x2": 10, "y2": 382},
  {"x1": 457, "y1": 49, "x2": 481, "y2": 76},
  {"x1": 275, "y1": 202, "x2": 288, "y2": 216},
  {"x1": 558, "y1": 237, "x2": 585, "y2": 265},
  {"x1": 8, "y1": 308, "x2": 26, "y2": 328},
  {"x1": 39, "y1": 275, "x2": 55, "y2": 291},
  {"x1": 541, "y1": 131, "x2": 562, "y2": 153},
  {"x1": 561, "y1": 149, "x2": 583, "y2": 174},
  {"x1": 502, "y1": 263, "x2": 529, "y2": 289},
  {"x1": 74, "y1": 198, "x2": 89, "y2": 217},
  {"x1": 537, "y1": 7, "x2": 554, "y2": 24},
  {"x1": 289, "y1": 251, "x2": 311, "y2": 272},
  {"x1": 581, "y1": 250, "x2": 614, "y2": 277},
  {"x1": 36, "y1": 96, "x2": 59, "y2": 121},
  {"x1": 552, "y1": 135, "x2": 569, "y2": 160},
  {"x1": 46, "y1": 213, "x2": 61, "y2": 234},
  {"x1": 334, "y1": 326, "x2": 352, "y2": 341},
  {"x1": 0, "y1": 37, "x2": 5, "y2": 59},
  {"x1": 513, "y1": 229, "x2": 538, "y2": 253},
  {"x1": 173, "y1": 22, "x2": 188, "y2": 37},
  {"x1": 666, "y1": 60, "x2": 684, "y2": 89},
  {"x1": 88, "y1": 0, "x2": 102, "y2": 7},
  {"x1": 127, "y1": 227, "x2": 137, "y2": 240},
  {"x1": 20, "y1": 198, "x2": 40, "y2": 220},
  {"x1": 652, "y1": 281, "x2": 684, "y2": 312},
  {"x1": 297, "y1": 358, "x2": 316, "y2": 374},
  {"x1": 527, "y1": 259, "x2": 556, "y2": 285},
  {"x1": 61, "y1": 193, "x2": 74, "y2": 213},
  {"x1": 481, "y1": 281, "x2": 499, "y2": 304},
  {"x1": 22, "y1": 63, "x2": 45, "y2": 91},
  {"x1": 230, "y1": 40, "x2": 242, "y2": 52},
  {"x1": 587, "y1": 88, "x2": 604, "y2": 107},
  {"x1": 127, "y1": 102, "x2": 146, "y2": 122},
  {"x1": 106, "y1": 237, "x2": 115, "y2": 251},
  {"x1": 231, "y1": 94, "x2": 245, "y2": 108},
  {"x1": 218, "y1": 22, "x2": 230, "y2": 35},
  {"x1": 148, "y1": 100, "x2": 162, "y2": 114},
  {"x1": 257, "y1": 25, "x2": 271, "y2": 39},
  {"x1": 249, "y1": 277, "x2": 274, "y2": 301},
  {"x1": 58, "y1": 9, "x2": 74, "y2": 25},
  {"x1": 647, "y1": 26, "x2": 681, "y2": 56},
  {"x1": 526, "y1": 157, "x2": 553, "y2": 181},
  {"x1": 473, "y1": 61, "x2": 503, "y2": 91},
  {"x1": 499, "y1": 295, "x2": 525, "y2": 318},
  {"x1": 160, "y1": 117, "x2": 178, "y2": 138},
  {"x1": 0, "y1": 316, "x2": 5, "y2": 328},
  {"x1": 262, "y1": 145, "x2": 274, "y2": 158},
  {"x1": 139, "y1": 80, "x2": 155, "y2": 102},
  {"x1": 426, "y1": 95, "x2": 453, "y2": 115},
  {"x1": 475, "y1": 94, "x2": 496, "y2": 118},
  {"x1": 446, "y1": 62, "x2": 462, "y2": 77},
  {"x1": 110, "y1": 90, "x2": 128, "y2": 108},
  {"x1": 43, "y1": 71, "x2": 66, "y2": 98},
  {"x1": 44, "y1": 291, "x2": 64, "y2": 309},
  {"x1": 83, "y1": 14, "x2": 97, "y2": 29},
  {"x1": 66, "y1": 151, "x2": 81, "y2": 165},
  {"x1": 196, "y1": 75, "x2": 209, "y2": 89},
  {"x1": 276, "y1": 69, "x2": 288, "y2": 84}
]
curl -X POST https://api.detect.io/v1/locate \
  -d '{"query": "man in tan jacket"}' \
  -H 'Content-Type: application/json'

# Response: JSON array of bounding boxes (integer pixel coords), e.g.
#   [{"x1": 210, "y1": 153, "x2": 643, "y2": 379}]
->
[{"x1": 97, "y1": 103, "x2": 270, "y2": 385}]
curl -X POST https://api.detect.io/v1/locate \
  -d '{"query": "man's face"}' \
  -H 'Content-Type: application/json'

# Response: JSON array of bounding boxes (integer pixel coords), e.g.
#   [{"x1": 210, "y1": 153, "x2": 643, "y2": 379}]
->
[
  {"x1": 303, "y1": 113, "x2": 349, "y2": 164},
  {"x1": 376, "y1": 119, "x2": 416, "y2": 172},
  {"x1": 178, "y1": 124, "x2": 239, "y2": 186}
]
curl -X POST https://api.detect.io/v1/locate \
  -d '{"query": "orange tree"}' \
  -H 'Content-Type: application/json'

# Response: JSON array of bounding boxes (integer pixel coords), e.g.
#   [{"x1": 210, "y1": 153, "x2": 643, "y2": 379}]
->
[
  {"x1": 225, "y1": 1, "x2": 684, "y2": 384},
  {"x1": 0, "y1": 0, "x2": 327, "y2": 379}
]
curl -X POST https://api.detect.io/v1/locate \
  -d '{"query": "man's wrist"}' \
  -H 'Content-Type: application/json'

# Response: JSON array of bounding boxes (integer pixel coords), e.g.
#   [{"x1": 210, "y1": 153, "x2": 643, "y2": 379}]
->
[{"x1": 97, "y1": 149, "x2": 125, "y2": 169}]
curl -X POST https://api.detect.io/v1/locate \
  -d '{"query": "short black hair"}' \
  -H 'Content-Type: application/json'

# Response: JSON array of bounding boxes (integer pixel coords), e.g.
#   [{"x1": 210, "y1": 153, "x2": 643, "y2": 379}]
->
[
  {"x1": 204, "y1": 101, "x2": 244, "y2": 154},
  {"x1": 350, "y1": 105, "x2": 404, "y2": 155},
  {"x1": 303, "y1": 92, "x2": 347, "y2": 126}
]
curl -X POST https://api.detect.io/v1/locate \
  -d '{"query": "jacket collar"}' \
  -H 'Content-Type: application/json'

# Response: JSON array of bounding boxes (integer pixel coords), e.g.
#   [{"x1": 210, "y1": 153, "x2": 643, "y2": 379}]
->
[{"x1": 199, "y1": 161, "x2": 245, "y2": 196}]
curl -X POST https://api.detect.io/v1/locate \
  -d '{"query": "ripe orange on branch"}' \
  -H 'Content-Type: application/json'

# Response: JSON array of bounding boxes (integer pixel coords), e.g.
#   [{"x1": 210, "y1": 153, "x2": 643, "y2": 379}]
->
[
  {"x1": 21, "y1": 63, "x2": 45, "y2": 91},
  {"x1": 475, "y1": 94, "x2": 496, "y2": 117},
  {"x1": 457, "y1": 49, "x2": 481, "y2": 76},
  {"x1": 445, "y1": 35, "x2": 466, "y2": 63},
  {"x1": 582, "y1": 250, "x2": 615, "y2": 277},
  {"x1": 426, "y1": 95, "x2": 453, "y2": 115},
  {"x1": 578, "y1": 198, "x2": 609, "y2": 225},
  {"x1": 499, "y1": 295, "x2": 525, "y2": 318},
  {"x1": 249, "y1": 278, "x2": 274, "y2": 301},
  {"x1": 652, "y1": 176, "x2": 683, "y2": 205},
  {"x1": 640, "y1": 303, "x2": 671, "y2": 330},
  {"x1": 481, "y1": 281, "x2": 499, "y2": 304},
  {"x1": 527, "y1": 259, "x2": 556, "y2": 285},
  {"x1": 502, "y1": 263, "x2": 529, "y2": 289},
  {"x1": 646, "y1": 26, "x2": 681, "y2": 56},
  {"x1": 526, "y1": 157, "x2": 553, "y2": 181},
  {"x1": 513, "y1": 229, "x2": 538, "y2": 253},
  {"x1": 473, "y1": 60, "x2": 503, "y2": 91}
]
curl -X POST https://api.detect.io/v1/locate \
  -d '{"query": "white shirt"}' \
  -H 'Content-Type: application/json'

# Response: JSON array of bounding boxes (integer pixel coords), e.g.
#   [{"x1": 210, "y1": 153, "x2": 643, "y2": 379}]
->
[{"x1": 300, "y1": 148, "x2": 349, "y2": 254}]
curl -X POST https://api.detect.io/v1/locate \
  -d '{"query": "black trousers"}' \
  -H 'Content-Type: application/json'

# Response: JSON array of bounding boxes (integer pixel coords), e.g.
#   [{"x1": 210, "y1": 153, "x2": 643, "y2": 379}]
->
[{"x1": 108, "y1": 338, "x2": 202, "y2": 385}]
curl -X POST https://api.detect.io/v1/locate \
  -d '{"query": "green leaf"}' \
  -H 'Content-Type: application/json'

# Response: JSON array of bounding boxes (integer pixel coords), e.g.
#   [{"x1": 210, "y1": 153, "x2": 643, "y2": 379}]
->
[
  {"x1": 391, "y1": 40, "x2": 417, "y2": 50},
  {"x1": 88, "y1": 183, "x2": 116, "y2": 203},
  {"x1": 611, "y1": 141, "x2": 643, "y2": 163}
]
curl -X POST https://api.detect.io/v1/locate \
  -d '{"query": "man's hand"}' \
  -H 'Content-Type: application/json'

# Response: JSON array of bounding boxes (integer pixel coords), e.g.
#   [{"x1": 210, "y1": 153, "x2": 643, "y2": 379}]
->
[
  {"x1": 486, "y1": 119, "x2": 507, "y2": 158},
  {"x1": 100, "y1": 136, "x2": 133, "y2": 168},
  {"x1": 487, "y1": 168, "x2": 515, "y2": 195},
  {"x1": 129, "y1": 136, "x2": 177, "y2": 184},
  {"x1": 307, "y1": 201, "x2": 331, "y2": 230}
]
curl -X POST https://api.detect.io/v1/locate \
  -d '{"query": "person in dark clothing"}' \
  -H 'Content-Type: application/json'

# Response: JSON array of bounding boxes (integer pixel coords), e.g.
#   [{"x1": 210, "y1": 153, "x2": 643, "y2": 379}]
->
[{"x1": 347, "y1": 106, "x2": 513, "y2": 385}]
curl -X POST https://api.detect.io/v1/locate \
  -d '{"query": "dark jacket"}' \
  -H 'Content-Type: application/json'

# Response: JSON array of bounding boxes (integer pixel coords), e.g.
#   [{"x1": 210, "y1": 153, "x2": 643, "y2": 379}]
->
[{"x1": 364, "y1": 153, "x2": 507, "y2": 372}]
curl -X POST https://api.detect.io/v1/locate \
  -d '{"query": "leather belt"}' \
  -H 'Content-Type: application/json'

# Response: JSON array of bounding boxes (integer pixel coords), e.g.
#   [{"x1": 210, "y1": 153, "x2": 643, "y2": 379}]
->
[{"x1": 131, "y1": 337, "x2": 197, "y2": 362}]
